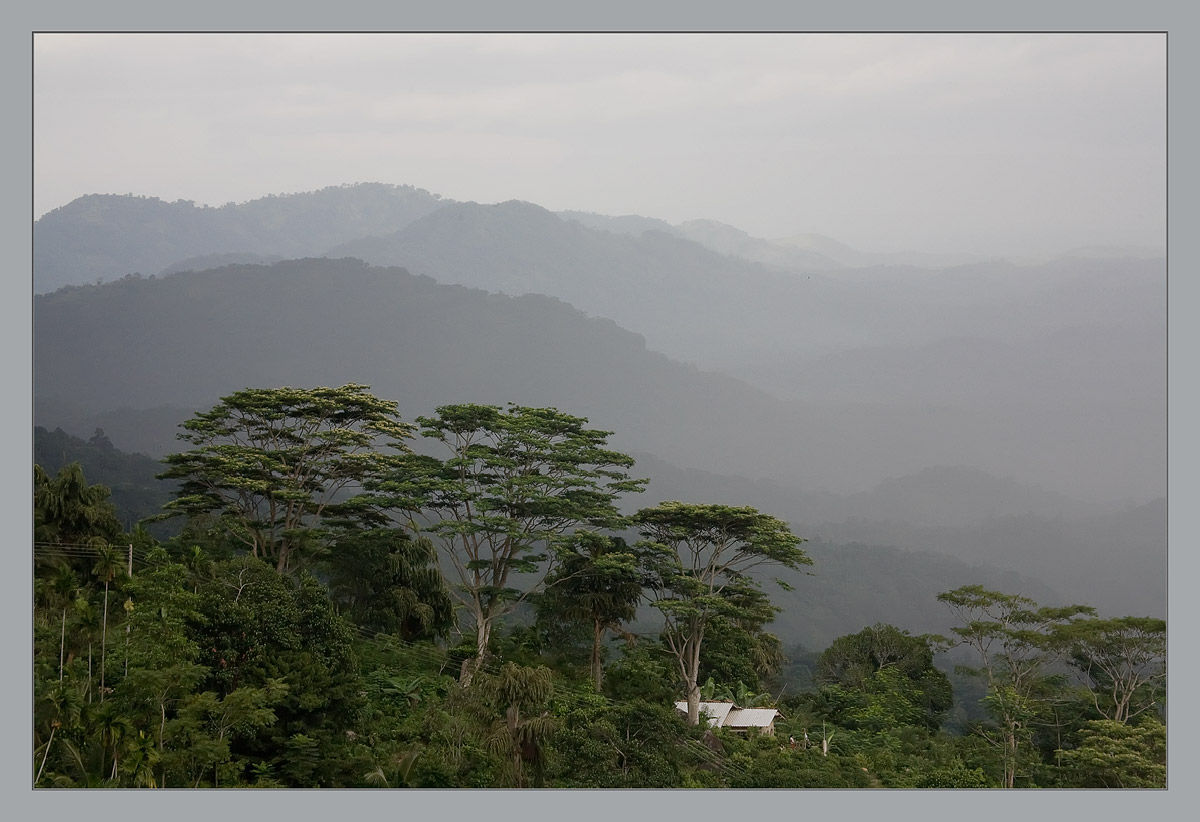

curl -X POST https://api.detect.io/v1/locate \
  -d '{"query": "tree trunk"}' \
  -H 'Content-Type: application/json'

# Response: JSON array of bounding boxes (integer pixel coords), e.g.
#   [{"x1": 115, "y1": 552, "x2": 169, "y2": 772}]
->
[
  {"x1": 100, "y1": 582, "x2": 109, "y2": 701},
  {"x1": 461, "y1": 617, "x2": 492, "y2": 687},
  {"x1": 685, "y1": 634, "x2": 702, "y2": 726},
  {"x1": 1004, "y1": 724, "x2": 1018, "y2": 789},
  {"x1": 36, "y1": 726, "x2": 56, "y2": 785},
  {"x1": 591, "y1": 620, "x2": 605, "y2": 692},
  {"x1": 160, "y1": 702, "x2": 167, "y2": 789},
  {"x1": 686, "y1": 682, "x2": 701, "y2": 726},
  {"x1": 59, "y1": 609, "x2": 66, "y2": 682},
  {"x1": 508, "y1": 706, "x2": 525, "y2": 788}
]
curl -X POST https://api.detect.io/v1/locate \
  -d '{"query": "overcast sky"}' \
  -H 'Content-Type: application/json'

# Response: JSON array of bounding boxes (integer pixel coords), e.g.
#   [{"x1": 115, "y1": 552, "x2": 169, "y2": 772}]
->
[{"x1": 33, "y1": 32, "x2": 1164, "y2": 256}]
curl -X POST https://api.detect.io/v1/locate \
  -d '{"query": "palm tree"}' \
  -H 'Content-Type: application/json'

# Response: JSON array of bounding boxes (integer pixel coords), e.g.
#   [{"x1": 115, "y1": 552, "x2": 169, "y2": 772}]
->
[
  {"x1": 35, "y1": 463, "x2": 123, "y2": 548},
  {"x1": 363, "y1": 749, "x2": 422, "y2": 788},
  {"x1": 479, "y1": 663, "x2": 556, "y2": 788},
  {"x1": 91, "y1": 543, "x2": 125, "y2": 701},
  {"x1": 88, "y1": 701, "x2": 133, "y2": 783},
  {"x1": 120, "y1": 730, "x2": 160, "y2": 788},
  {"x1": 39, "y1": 563, "x2": 80, "y2": 682},
  {"x1": 34, "y1": 679, "x2": 83, "y2": 785},
  {"x1": 72, "y1": 597, "x2": 101, "y2": 702},
  {"x1": 180, "y1": 544, "x2": 212, "y2": 594}
]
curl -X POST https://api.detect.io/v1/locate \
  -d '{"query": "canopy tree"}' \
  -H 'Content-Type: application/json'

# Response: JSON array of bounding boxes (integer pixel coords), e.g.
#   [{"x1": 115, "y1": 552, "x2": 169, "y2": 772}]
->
[
  {"x1": 815, "y1": 623, "x2": 953, "y2": 732},
  {"x1": 1053, "y1": 616, "x2": 1166, "y2": 725},
  {"x1": 535, "y1": 533, "x2": 646, "y2": 691},
  {"x1": 937, "y1": 585, "x2": 1093, "y2": 788},
  {"x1": 379, "y1": 404, "x2": 645, "y2": 685},
  {"x1": 159, "y1": 384, "x2": 414, "y2": 573},
  {"x1": 634, "y1": 502, "x2": 809, "y2": 726}
]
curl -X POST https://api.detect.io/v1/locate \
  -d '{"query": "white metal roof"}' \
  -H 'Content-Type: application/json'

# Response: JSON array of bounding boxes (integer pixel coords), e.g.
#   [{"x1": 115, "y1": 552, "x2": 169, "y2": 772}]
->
[
  {"x1": 724, "y1": 708, "x2": 781, "y2": 728},
  {"x1": 675, "y1": 702, "x2": 781, "y2": 729},
  {"x1": 674, "y1": 701, "x2": 735, "y2": 728}
]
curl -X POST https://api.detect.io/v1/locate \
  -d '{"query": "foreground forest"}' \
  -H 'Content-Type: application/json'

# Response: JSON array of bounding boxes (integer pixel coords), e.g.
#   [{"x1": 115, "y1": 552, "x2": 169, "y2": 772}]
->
[{"x1": 33, "y1": 386, "x2": 1166, "y2": 789}]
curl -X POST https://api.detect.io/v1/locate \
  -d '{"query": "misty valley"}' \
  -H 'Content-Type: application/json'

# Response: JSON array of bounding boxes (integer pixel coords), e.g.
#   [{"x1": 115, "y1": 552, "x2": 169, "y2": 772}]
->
[{"x1": 32, "y1": 183, "x2": 1166, "y2": 789}]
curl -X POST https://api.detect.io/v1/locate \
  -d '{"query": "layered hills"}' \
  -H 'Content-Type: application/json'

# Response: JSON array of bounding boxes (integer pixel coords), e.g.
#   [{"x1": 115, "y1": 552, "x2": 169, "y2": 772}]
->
[
  {"x1": 32, "y1": 181, "x2": 1165, "y2": 627},
  {"x1": 33, "y1": 183, "x2": 448, "y2": 293}
]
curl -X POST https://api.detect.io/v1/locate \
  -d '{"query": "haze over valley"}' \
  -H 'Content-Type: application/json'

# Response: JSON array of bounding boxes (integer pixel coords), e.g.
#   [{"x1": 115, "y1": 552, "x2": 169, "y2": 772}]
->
[{"x1": 33, "y1": 181, "x2": 1165, "y2": 631}]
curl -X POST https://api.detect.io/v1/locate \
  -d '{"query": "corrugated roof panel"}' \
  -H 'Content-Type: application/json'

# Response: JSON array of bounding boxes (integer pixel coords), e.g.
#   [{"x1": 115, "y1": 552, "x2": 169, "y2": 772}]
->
[
  {"x1": 674, "y1": 701, "x2": 736, "y2": 728},
  {"x1": 724, "y1": 708, "x2": 780, "y2": 727}
]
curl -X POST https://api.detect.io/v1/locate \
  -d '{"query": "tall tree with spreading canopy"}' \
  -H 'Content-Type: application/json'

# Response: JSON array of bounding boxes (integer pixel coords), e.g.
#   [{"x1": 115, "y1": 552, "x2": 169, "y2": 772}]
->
[
  {"x1": 536, "y1": 533, "x2": 645, "y2": 691},
  {"x1": 159, "y1": 384, "x2": 413, "y2": 574},
  {"x1": 937, "y1": 585, "x2": 1093, "y2": 788},
  {"x1": 634, "y1": 502, "x2": 809, "y2": 726},
  {"x1": 380, "y1": 404, "x2": 644, "y2": 685},
  {"x1": 1052, "y1": 616, "x2": 1166, "y2": 725}
]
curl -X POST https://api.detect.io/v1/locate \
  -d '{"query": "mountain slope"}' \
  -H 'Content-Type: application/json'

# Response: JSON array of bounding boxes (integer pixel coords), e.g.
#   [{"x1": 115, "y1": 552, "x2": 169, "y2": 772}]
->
[
  {"x1": 328, "y1": 199, "x2": 885, "y2": 362},
  {"x1": 33, "y1": 257, "x2": 810, "y2": 488},
  {"x1": 33, "y1": 259, "x2": 1164, "y2": 619},
  {"x1": 34, "y1": 183, "x2": 449, "y2": 292}
]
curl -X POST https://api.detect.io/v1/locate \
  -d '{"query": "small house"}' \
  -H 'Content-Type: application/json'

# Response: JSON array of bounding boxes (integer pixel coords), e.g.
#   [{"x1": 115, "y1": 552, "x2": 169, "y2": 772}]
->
[{"x1": 674, "y1": 701, "x2": 782, "y2": 736}]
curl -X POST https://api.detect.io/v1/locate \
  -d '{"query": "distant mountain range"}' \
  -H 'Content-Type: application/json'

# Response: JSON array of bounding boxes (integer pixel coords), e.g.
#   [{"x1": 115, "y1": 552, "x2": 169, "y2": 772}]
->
[
  {"x1": 33, "y1": 183, "x2": 449, "y2": 293},
  {"x1": 32, "y1": 181, "x2": 1165, "y2": 624}
]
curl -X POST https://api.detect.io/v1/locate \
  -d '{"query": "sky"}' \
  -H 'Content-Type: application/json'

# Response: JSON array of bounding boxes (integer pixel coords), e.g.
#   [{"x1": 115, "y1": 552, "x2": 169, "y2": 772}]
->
[{"x1": 34, "y1": 32, "x2": 1165, "y2": 257}]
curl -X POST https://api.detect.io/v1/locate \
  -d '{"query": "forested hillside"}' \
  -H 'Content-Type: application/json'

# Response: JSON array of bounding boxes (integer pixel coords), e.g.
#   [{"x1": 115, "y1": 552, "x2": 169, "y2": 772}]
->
[
  {"x1": 37, "y1": 424, "x2": 1068, "y2": 652},
  {"x1": 33, "y1": 387, "x2": 1166, "y2": 789},
  {"x1": 34, "y1": 257, "x2": 1164, "y2": 619},
  {"x1": 33, "y1": 425, "x2": 174, "y2": 530}
]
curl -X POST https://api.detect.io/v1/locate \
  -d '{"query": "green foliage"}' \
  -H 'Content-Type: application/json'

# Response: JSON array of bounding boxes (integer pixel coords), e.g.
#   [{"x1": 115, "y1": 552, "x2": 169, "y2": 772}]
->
[
  {"x1": 816, "y1": 623, "x2": 952, "y2": 731},
  {"x1": 30, "y1": 395, "x2": 1167, "y2": 790},
  {"x1": 545, "y1": 698, "x2": 691, "y2": 787},
  {"x1": 323, "y1": 529, "x2": 453, "y2": 639},
  {"x1": 34, "y1": 458, "x2": 124, "y2": 554},
  {"x1": 537, "y1": 533, "x2": 645, "y2": 690},
  {"x1": 1058, "y1": 718, "x2": 1166, "y2": 788},
  {"x1": 160, "y1": 384, "x2": 413, "y2": 573},
  {"x1": 463, "y1": 662, "x2": 557, "y2": 787},
  {"x1": 35, "y1": 426, "x2": 176, "y2": 532},
  {"x1": 696, "y1": 597, "x2": 786, "y2": 695},
  {"x1": 382, "y1": 403, "x2": 645, "y2": 680},
  {"x1": 725, "y1": 741, "x2": 874, "y2": 788},
  {"x1": 635, "y1": 502, "x2": 808, "y2": 724},
  {"x1": 938, "y1": 585, "x2": 1096, "y2": 788},
  {"x1": 601, "y1": 642, "x2": 679, "y2": 705},
  {"x1": 1053, "y1": 615, "x2": 1166, "y2": 724},
  {"x1": 911, "y1": 762, "x2": 992, "y2": 788}
]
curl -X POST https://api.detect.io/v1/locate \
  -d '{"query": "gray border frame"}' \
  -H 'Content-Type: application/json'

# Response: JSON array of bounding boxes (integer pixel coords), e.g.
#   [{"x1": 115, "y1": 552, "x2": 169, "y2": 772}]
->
[{"x1": 7, "y1": 2, "x2": 1191, "y2": 819}]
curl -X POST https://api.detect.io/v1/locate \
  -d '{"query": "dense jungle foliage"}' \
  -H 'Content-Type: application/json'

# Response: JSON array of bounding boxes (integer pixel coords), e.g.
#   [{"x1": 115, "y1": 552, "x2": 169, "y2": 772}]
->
[{"x1": 32, "y1": 386, "x2": 1166, "y2": 788}]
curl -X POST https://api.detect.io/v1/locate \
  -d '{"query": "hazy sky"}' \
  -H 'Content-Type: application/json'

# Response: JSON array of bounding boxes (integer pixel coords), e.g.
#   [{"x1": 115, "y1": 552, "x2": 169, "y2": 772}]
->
[{"x1": 34, "y1": 32, "x2": 1165, "y2": 256}]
